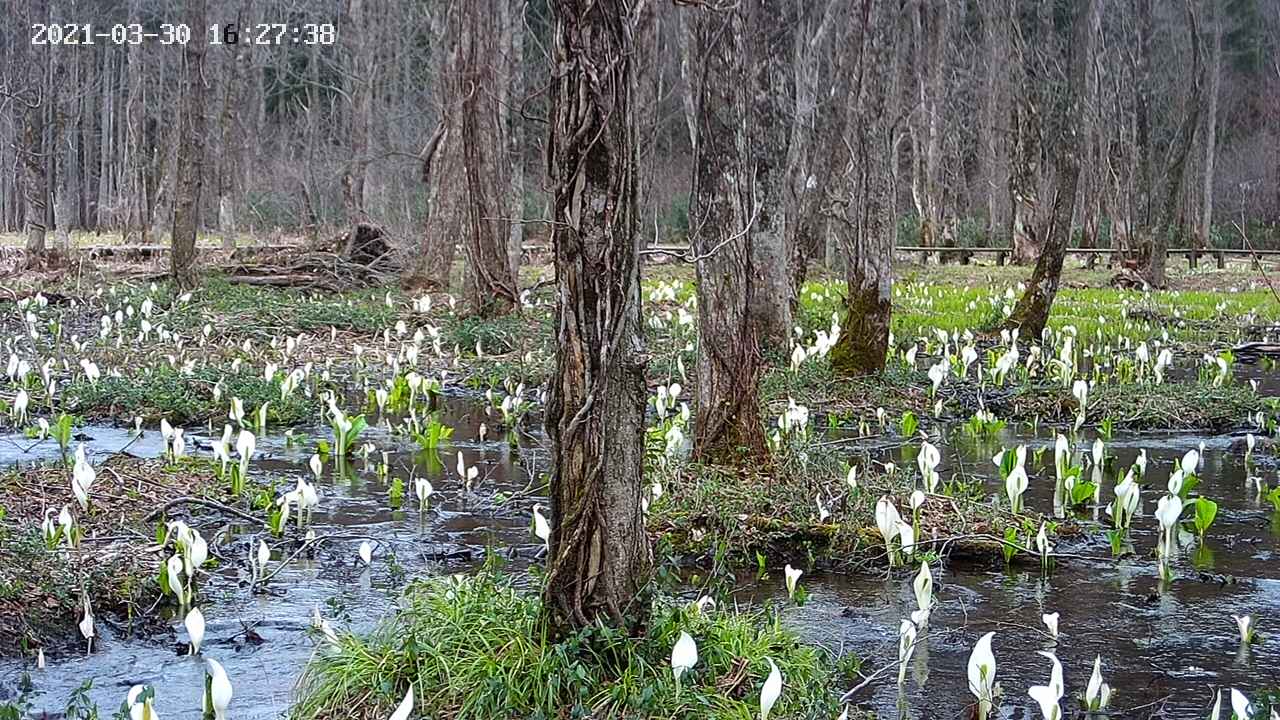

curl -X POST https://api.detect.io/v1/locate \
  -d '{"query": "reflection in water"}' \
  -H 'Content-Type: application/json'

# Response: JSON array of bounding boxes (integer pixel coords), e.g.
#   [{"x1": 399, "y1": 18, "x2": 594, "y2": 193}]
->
[{"x1": 0, "y1": 394, "x2": 1277, "y2": 719}]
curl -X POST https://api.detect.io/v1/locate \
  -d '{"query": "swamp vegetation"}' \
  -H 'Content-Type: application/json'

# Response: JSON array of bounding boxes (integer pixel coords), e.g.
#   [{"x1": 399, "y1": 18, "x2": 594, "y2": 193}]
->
[
  {"x1": 0, "y1": 259, "x2": 1277, "y2": 719},
  {"x1": 2, "y1": 0, "x2": 1280, "y2": 718}
]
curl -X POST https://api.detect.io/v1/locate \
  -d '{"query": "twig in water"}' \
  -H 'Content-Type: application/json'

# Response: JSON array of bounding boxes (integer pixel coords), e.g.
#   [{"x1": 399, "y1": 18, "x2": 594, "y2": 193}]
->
[{"x1": 143, "y1": 496, "x2": 261, "y2": 524}]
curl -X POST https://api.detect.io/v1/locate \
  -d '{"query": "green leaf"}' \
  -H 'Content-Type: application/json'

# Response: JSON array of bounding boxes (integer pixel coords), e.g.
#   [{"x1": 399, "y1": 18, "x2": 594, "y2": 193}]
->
[
  {"x1": 1193, "y1": 497, "x2": 1218, "y2": 537},
  {"x1": 1069, "y1": 481, "x2": 1096, "y2": 506},
  {"x1": 899, "y1": 412, "x2": 918, "y2": 438}
]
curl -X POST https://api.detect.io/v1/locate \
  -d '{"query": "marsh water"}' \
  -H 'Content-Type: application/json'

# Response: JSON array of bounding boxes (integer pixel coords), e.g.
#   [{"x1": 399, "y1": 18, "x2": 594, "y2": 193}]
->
[{"x1": 1, "y1": 390, "x2": 1278, "y2": 719}]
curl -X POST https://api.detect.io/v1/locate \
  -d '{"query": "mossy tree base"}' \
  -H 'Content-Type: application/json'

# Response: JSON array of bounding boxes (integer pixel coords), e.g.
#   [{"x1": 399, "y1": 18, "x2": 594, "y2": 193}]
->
[{"x1": 829, "y1": 284, "x2": 890, "y2": 377}]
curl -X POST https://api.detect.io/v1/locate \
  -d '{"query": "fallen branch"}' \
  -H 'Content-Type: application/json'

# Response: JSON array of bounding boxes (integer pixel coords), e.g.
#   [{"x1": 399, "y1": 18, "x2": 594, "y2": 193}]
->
[{"x1": 144, "y1": 496, "x2": 261, "y2": 524}]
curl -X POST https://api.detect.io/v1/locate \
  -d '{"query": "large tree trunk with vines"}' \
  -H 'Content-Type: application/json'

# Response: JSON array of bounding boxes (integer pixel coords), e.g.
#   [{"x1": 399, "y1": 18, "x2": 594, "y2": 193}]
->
[
  {"x1": 687, "y1": 3, "x2": 768, "y2": 464},
  {"x1": 543, "y1": 0, "x2": 652, "y2": 637},
  {"x1": 1006, "y1": 0, "x2": 1097, "y2": 338},
  {"x1": 460, "y1": 0, "x2": 519, "y2": 316},
  {"x1": 170, "y1": 0, "x2": 208, "y2": 291}
]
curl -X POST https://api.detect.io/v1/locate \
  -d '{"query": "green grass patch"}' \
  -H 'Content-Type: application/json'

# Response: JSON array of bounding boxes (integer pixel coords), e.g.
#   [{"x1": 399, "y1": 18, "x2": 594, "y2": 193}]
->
[
  {"x1": 191, "y1": 276, "x2": 399, "y2": 334},
  {"x1": 446, "y1": 310, "x2": 556, "y2": 388},
  {"x1": 292, "y1": 570, "x2": 844, "y2": 720},
  {"x1": 791, "y1": 273, "x2": 1279, "y2": 348},
  {"x1": 760, "y1": 359, "x2": 928, "y2": 425},
  {"x1": 63, "y1": 363, "x2": 314, "y2": 425}
]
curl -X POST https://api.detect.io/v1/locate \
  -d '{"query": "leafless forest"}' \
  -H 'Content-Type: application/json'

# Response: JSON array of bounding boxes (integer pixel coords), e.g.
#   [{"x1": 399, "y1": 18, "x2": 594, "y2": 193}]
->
[
  {"x1": 1, "y1": 0, "x2": 1279, "y2": 287},
  {"x1": 2, "y1": 3, "x2": 1280, "y2": 716}
]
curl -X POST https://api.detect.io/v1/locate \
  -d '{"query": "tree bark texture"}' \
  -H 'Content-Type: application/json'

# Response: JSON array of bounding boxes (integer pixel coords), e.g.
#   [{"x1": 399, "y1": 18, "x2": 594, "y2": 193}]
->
[
  {"x1": 784, "y1": 0, "x2": 836, "y2": 308},
  {"x1": 687, "y1": 3, "x2": 768, "y2": 464},
  {"x1": 743, "y1": 0, "x2": 794, "y2": 353},
  {"x1": 1197, "y1": 1, "x2": 1222, "y2": 256},
  {"x1": 543, "y1": 0, "x2": 652, "y2": 636},
  {"x1": 1139, "y1": 0, "x2": 1202, "y2": 288},
  {"x1": 405, "y1": 3, "x2": 464, "y2": 292},
  {"x1": 828, "y1": 0, "x2": 897, "y2": 377},
  {"x1": 14, "y1": 0, "x2": 48, "y2": 264},
  {"x1": 1005, "y1": 0, "x2": 1098, "y2": 338},
  {"x1": 460, "y1": 0, "x2": 519, "y2": 316},
  {"x1": 910, "y1": 0, "x2": 948, "y2": 262},
  {"x1": 1007, "y1": 0, "x2": 1045, "y2": 266},
  {"x1": 170, "y1": 0, "x2": 208, "y2": 290},
  {"x1": 341, "y1": 0, "x2": 373, "y2": 228}
]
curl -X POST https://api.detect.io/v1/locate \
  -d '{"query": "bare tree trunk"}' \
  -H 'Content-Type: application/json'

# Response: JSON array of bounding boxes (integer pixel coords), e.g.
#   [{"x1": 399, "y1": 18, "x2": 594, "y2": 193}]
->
[
  {"x1": 170, "y1": 0, "x2": 209, "y2": 290},
  {"x1": 405, "y1": 4, "x2": 463, "y2": 292},
  {"x1": 635, "y1": 1, "x2": 662, "y2": 246},
  {"x1": 92, "y1": 33, "x2": 112, "y2": 230},
  {"x1": 461, "y1": 0, "x2": 519, "y2": 316},
  {"x1": 1197, "y1": 1, "x2": 1222, "y2": 258},
  {"x1": 505, "y1": 0, "x2": 527, "y2": 283},
  {"x1": 341, "y1": 0, "x2": 373, "y2": 229},
  {"x1": 15, "y1": 5, "x2": 48, "y2": 265},
  {"x1": 543, "y1": 0, "x2": 651, "y2": 637},
  {"x1": 53, "y1": 115, "x2": 73, "y2": 251},
  {"x1": 785, "y1": 0, "x2": 835, "y2": 305},
  {"x1": 19, "y1": 103, "x2": 48, "y2": 262},
  {"x1": 744, "y1": 0, "x2": 794, "y2": 352},
  {"x1": 1006, "y1": 0, "x2": 1098, "y2": 338},
  {"x1": 217, "y1": 40, "x2": 244, "y2": 250},
  {"x1": 1140, "y1": 0, "x2": 1203, "y2": 288},
  {"x1": 910, "y1": 0, "x2": 949, "y2": 264},
  {"x1": 407, "y1": 118, "x2": 461, "y2": 291},
  {"x1": 979, "y1": 0, "x2": 1007, "y2": 245},
  {"x1": 688, "y1": 3, "x2": 767, "y2": 464},
  {"x1": 829, "y1": 0, "x2": 896, "y2": 377},
  {"x1": 1130, "y1": 0, "x2": 1154, "y2": 266},
  {"x1": 1007, "y1": 0, "x2": 1043, "y2": 266}
]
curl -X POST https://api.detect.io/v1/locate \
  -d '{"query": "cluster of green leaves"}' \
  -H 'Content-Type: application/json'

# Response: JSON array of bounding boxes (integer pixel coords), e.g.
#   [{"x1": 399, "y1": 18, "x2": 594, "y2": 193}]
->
[
  {"x1": 291, "y1": 569, "x2": 843, "y2": 720},
  {"x1": 411, "y1": 412, "x2": 454, "y2": 452}
]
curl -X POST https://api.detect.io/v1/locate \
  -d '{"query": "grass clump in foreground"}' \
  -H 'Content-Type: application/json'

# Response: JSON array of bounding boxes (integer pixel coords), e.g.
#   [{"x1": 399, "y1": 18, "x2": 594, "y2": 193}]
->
[{"x1": 292, "y1": 570, "x2": 845, "y2": 720}]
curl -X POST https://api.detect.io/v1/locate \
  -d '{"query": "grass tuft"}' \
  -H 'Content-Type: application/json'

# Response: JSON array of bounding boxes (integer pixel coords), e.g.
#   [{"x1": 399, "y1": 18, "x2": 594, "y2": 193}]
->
[{"x1": 291, "y1": 570, "x2": 845, "y2": 720}]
